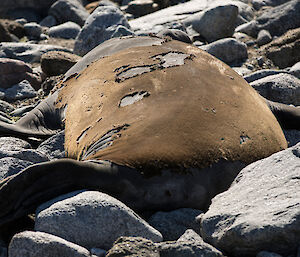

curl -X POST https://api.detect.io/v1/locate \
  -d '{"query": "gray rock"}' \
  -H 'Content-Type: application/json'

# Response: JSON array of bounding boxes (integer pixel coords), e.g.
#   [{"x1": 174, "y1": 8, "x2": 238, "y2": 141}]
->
[
  {"x1": 283, "y1": 129, "x2": 300, "y2": 147},
  {"x1": 0, "y1": 136, "x2": 31, "y2": 151},
  {"x1": 289, "y1": 61, "x2": 300, "y2": 79},
  {"x1": 200, "y1": 143, "x2": 300, "y2": 256},
  {"x1": 39, "y1": 15, "x2": 57, "y2": 28},
  {"x1": 177, "y1": 229, "x2": 203, "y2": 243},
  {"x1": 9, "y1": 231, "x2": 90, "y2": 257},
  {"x1": 15, "y1": 18, "x2": 28, "y2": 25},
  {"x1": 24, "y1": 22, "x2": 42, "y2": 39},
  {"x1": 0, "y1": 148, "x2": 49, "y2": 163},
  {"x1": 74, "y1": 6, "x2": 131, "y2": 56},
  {"x1": 48, "y1": 21, "x2": 81, "y2": 39},
  {"x1": 256, "y1": 0, "x2": 300, "y2": 37},
  {"x1": 106, "y1": 237, "x2": 159, "y2": 257},
  {"x1": 35, "y1": 190, "x2": 163, "y2": 249},
  {"x1": 200, "y1": 38, "x2": 248, "y2": 65},
  {"x1": 257, "y1": 29, "x2": 272, "y2": 46},
  {"x1": 257, "y1": 251, "x2": 283, "y2": 257},
  {"x1": 250, "y1": 73, "x2": 300, "y2": 105},
  {"x1": 252, "y1": 0, "x2": 289, "y2": 10},
  {"x1": 148, "y1": 208, "x2": 202, "y2": 241},
  {"x1": 232, "y1": 67, "x2": 252, "y2": 76},
  {"x1": 0, "y1": 157, "x2": 33, "y2": 179},
  {"x1": 36, "y1": 131, "x2": 65, "y2": 160},
  {"x1": 126, "y1": 0, "x2": 159, "y2": 17},
  {"x1": 0, "y1": 42, "x2": 72, "y2": 63},
  {"x1": 183, "y1": 4, "x2": 238, "y2": 43},
  {"x1": 244, "y1": 69, "x2": 287, "y2": 83},
  {"x1": 3, "y1": 80, "x2": 36, "y2": 102},
  {"x1": 235, "y1": 20, "x2": 258, "y2": 38},
  {"x1": 157, "y1": 240, "x2": 224, "y2": 257},
  {"x1": 0, "y1": 100, "x2": 14, "y2": 113},
  {"x1": 49, "y1": 0, "x2": 90, "y2": 27}
]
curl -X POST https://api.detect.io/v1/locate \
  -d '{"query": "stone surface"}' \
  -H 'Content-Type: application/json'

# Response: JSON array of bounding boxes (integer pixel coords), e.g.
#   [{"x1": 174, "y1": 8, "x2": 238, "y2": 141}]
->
[
  {"x1": 0, "y1": 42, "x2": 72, "y2": 63},
  {"x1": 35, "y1": 190, "x2": 163, "y2": 249},
  {"x1": 200, "y1": 38, "x2": 248, "y2": 65},
  {"x1": 24, "y1": 22, "x2": 42, "y2": 39},
  {"x1": 126, "y1": 0, "x2": 159, "y2": 17},
  {"x1": 48, "y1": 21, "x2": 81, "y2": 39},
  {"x1": 200, "y1": 143, "x2": 300, "y2": 257},
  {"x1": 289, "y1": 61, "x2": 300, "y2": 79},
  {"x1": 41, "y1": 51, "x2": 81, "y2": 76},
  {"x1": 235, "y1": 20, "x2": 258, "y2": 38},
  {"x1": 0, "y1": 136, "x2": 31, "y2": 151},
  {"x1": 177, "y1": 229, "x2": 203, "y2": 243},
  {"x1": 0, "y1": 157, "x2": 33, "y2": 179},
  {"x1": 148, "y1": 208, "x2": 202, "y2": 241},
  {"x1": 36, "y1": 131, "x2": 65, "y2": 160},
  {"x1": 39, "y1": 15, "x2": 57, "y2": 28},
  {"x1": 0, "y1": 19, "x2": 25, "y2": 41},
  {"x1": 250, "y1": 73, "x2": 300, "y2": 105},
  {"x1": 0, "y1": 148, "x2": 49, "y2": 163},
  {"x1": 9, "y1": 231, "x2": 90, "y2": 257},
  {"x1": 184, "y1": 4, "x2": 238, "y2": 43},
  {"x1": 264, "y1": 28, "x2": 300, "y2": 69},
  {"x1": 49, "y1": 0, "x2": 90, "y2": 27},
  {"x1": 243, "y1": 69, "x2": 286, "y2": 83},
  {"x1": 252, "y1": 0, "x2": 289, "y2": 10},
  {"x1": 0, "y1": 58, "x2": 42, "y2": 90},
  {"x1": 1, "y1": 80, "x2": 37, "y2": 102},
  {"x1": 106, "y1": 237, "x2": 159, "y2": 257},
  {"x1": 74, "y1": 5, "x2": 131, "y2": 56},
  {"x1": 256, "y1": 29, "x2": 272, "y2": 46}
]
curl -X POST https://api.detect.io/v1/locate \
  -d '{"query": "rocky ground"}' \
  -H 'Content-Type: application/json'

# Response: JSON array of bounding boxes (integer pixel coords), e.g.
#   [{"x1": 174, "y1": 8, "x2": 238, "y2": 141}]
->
[{"x1": 0, "y1": 0, "x2": 299, "y2": 256}]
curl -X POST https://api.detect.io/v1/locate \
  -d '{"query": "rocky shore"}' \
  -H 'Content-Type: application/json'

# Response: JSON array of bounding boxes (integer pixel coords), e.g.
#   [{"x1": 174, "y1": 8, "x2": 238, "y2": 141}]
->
[{"x1": 0, "y1": 0, "x2": 299, "y2": 256}]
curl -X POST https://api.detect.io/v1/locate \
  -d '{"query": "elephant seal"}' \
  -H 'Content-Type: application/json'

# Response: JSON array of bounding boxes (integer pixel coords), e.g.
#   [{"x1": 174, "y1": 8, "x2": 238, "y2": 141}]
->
[{"x1": 0, "y1": 35, "x2": 297, "y2": 238}]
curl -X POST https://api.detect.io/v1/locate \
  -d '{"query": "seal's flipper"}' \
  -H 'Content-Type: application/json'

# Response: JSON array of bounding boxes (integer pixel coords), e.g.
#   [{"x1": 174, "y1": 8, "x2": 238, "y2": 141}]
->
[
  {"x1": 0, "y1": 92, "x2": 63, "y2": 139},
  {"x1": 266, "y1": 99, "x2": 300, "y2": 130}
]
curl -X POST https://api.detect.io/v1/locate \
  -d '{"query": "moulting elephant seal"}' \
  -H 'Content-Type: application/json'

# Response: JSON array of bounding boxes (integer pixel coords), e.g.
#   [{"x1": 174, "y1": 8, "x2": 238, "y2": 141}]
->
[{"x1": 0, "y1": 36, "x2": 296, "y2": 237}]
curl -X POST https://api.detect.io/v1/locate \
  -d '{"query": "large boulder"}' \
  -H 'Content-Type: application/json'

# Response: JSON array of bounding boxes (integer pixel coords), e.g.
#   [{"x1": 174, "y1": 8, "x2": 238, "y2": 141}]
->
[
  {"x1": 48, "y1": 21, "x2": 81, "y2": 39},
  {"x1": 200, "y1": 143, "x2": 300, "y2": 256}
]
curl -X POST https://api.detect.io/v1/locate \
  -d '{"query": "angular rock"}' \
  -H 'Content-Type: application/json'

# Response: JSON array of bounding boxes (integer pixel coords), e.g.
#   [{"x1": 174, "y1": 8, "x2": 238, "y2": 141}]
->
[
  {"x1": 8, "y1": 231, "x2": 90, "y2": 257},
  {"x1": 250, "y1": 73, "x2": 300, "y2": 105},
  {"x1": 36, "y1": 131, "x2": 65, "y2": 160},
  {"x1": 0, "y1": 157, "x2": 33, "y2": 179},
  {"x1": 177, "y1": 229, "x2": 203, "y2": 243},
  {"x1": 0, "y1": 21, "x2": 16, "y2": 42},
  {"x1": 41, "y1": 51, "x2": 81, "y2": 76},
  {"x1": 256, "y1": 29, "x2": 272, "y2": 46},
  {"x1": 289, "y1": 61, "x2": 300, "y2": 79},
  {"x1": 243, "y1": 69, "x2": 287, "y2": 83},
  {"x1": 200, "y1": 143, "x2": 300, "y2": 257},
  {"x1": 106, "y1": 237, "x2": 159, "y2": 257},
  {"x1": 148, "y1": 208, "x2": 202, "y2": 241},
  {"x1": 0, "y1": 148, "x2": 49, "y2": 163},
  {"x1": 39, "y1": 15, "x2": 57, "y2": 28},
  {"x1": 0, "y1": 42, "x2": 72, "y2": 63},
  {"x1": 2, "y1": 80, "x2": 37, "y2": 102},
  {"x1": 264, "y1": 28, "x2": 300, "y2": 69},
  {"x1": 200, "y1": 38, "x2": 248, "y2": 65},
  {"x1": 184, "y1": 4, "x2": 238, "y2": 43},
  {"x1": 0, "y1": 58, "x2": 42, "y2": 90},
  {"x1": 156, "y1": 28, "x2": 192, "y2": 44},
  {"x1": 49, "y1": 0, "x2": 90, "y2": 27},
  {"x1": 74, "y1": 6, "x2": 131, "y2": 56},
  {"x1": 35, "y1": 190, "x2": 163, "y2": 249},
  {"x1": 256, "y1": 0, "x2": 300, "y2": 37},
  {"x1": 24, "y1": 22, "x2": 42, "y2": 39},
  {"x1": 48, "y1": 21, "x2": 81, "y2": 39}
]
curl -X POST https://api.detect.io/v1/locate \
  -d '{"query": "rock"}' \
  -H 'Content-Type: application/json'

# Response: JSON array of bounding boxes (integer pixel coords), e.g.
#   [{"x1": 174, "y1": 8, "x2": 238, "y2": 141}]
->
[
  {"x1": 0, "y1": 19, "x2": 26, "y2": 39},
  {"x1": 41, "y1": 51, "x2": 81, "y2": 76},
  {"x1": 35, "y1": 190, "x2": 163, "y2": 249},
  {"x1": 289, "y1": 61, "x2": 300, "y2": 79},
  {"x1": 2, "y1": 80, "x2": 37, "y2": 102},
  {"x1": 232, "y1": 67, "x2": 251, "y2": 76},
  {"x1": 0, "y1": 137, "x2": 31, "y2": 151},
  {"x1": 0, "y1": 148, "x2": 49, "y2": 163},
  {"x1": 39, "y1": 15, "x2": 57, "y2": 28},
  {"x1": 283, "y1": 129, "x2": 300, "y2": 147},
  {"x1": 24, "y1": 22, "x2": 42, "y2": 39},
  {"x1": 36, "y1": 131, "x2": 65, "y2": 160},
  {"x1": 0, "y1": 42, "x2": 72, "y2": 63},
  {"x1": 235, "y1": 20, "x2": 258, "y2": 38},
  {"x1": 257, "y1": 251, "x2": 283, "y2": 257},
  {"x1": 0, "y1": 21, "x2": 16, "y2": 42},
  {"x1": 243, "y1": 69, "x2": 287, "y2": 83},
  {"x1": 0, "y1": 58, "x2": 42, "y2": 90},
  {"x1": 8, "y1": 231, "x2": 90, "y2": 257},
  {"x1": 49, "y1": 0, "x2": 90, "y2": 27},
  {"x1": 184, "y1": 4, "x2": 238, "y2": 43},
  {"x1": 74, "y1": 6, "x2": 131, "y2": 56},
  {"x1": 256, "y1": 0, "x2": 300, "y2": 37},
  {"x1": 200, "y1": 143, "x2": 300, "y2": 257},
  {"x1": 252, "y1": 0, "x2": 289, "y2": 10},
  {"x1": 148, "y1": 208, "x2": 202, "y2": 241},
  {"x1": 125, "y1": 0, "x2": 159, "y2": 17},
  {"x1": 106, "y1": 237, "x2": 159, "y2": 257},
  {"x1": 156, "y1": 28, "x2": 192, "y2": 44},
  {"x1": 0, "y1": 157, "x2": 33, "y2": 179},
  {"x1": 264, "y1": 28, "x2": 300, "y2": 69},
  {"x1": 177, "y1": 229, "x2": 203, "y2": 243},
  {"x1": 250, "y1": 73, "x2": 300, "y2": 105},
  {"x1": 257, "y1": 29, "x2": 272, "y2": 46},
  {"x1": 48, "y1": 21, "x2": 81, "y2": 39},
  {"x1": 200, "y1": 38, "x2": 248, "y2": 65},
  {"x1": 0, "y1": 100, "x2": 14, "y2": 113}
]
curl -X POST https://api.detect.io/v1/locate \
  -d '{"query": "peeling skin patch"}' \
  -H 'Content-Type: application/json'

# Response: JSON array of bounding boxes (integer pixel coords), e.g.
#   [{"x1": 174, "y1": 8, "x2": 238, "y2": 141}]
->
[
  {"x1": 240, "y1": 135, "x2": 250, "y2": 144},
  {"x1": 115, "y1": 51, "x2": 194, "y2": 82},
  {"x1": 81, "y1": 124, "x2": 130, "y2": 160},
  {"x1": 76, "y1": 126, "x2": 91, "y2": 143},
  {"x1": 119, "y1": 91, "x2": 150, "y2": 107}
]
